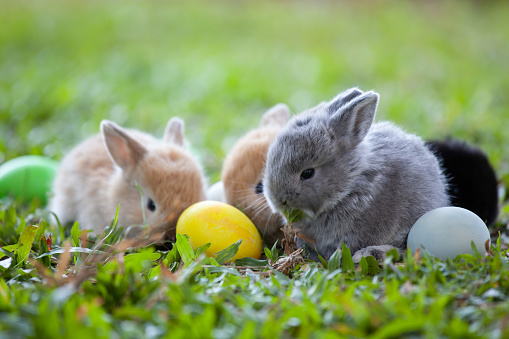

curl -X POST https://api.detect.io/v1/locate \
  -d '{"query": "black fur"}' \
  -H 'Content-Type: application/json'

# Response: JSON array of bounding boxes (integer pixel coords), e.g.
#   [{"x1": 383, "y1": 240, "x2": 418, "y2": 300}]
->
[{"x1": 426, "y1": 139, "x2": 499, "y2": 226}]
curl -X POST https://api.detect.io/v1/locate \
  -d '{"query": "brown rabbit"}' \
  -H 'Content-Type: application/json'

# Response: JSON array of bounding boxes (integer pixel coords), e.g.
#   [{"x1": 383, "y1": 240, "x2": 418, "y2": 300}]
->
[
  {"x1": 49, "y1": 118, "x2": 206, "y2": 239},
  {"x1": 221, "y1": 104, "x2": 290, "y2": 246}
]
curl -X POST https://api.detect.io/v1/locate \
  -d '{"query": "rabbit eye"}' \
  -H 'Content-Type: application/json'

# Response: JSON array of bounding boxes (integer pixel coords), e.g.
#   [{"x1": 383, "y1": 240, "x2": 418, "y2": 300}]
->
[
  {"x1": 300, "y1": 168, "x2": 315, "y2": 180},
  {"x1": 255, "y1": 182, "x2": 264, "y2": 194},
  {"x1": 147, "y1": 198, "x2": 156, "y2": 212}
]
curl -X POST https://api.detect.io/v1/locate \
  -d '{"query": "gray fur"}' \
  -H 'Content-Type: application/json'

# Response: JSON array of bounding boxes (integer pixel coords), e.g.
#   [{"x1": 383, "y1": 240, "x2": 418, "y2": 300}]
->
[{"x1": 263, "y1": 88, "x2": 449, "y2": 261}]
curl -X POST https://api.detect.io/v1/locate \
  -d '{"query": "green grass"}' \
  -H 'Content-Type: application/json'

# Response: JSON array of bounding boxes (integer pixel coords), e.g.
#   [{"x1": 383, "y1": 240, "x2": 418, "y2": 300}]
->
[
  {"x1": 1, "y1": 200, "x2": 509, "y2": 338},
  {"x1": 1, "y1": 0, "x2": 509, "y2": 181},
  {"x1": 2, "y1": 0, "x2": 509, "y2": 337}
]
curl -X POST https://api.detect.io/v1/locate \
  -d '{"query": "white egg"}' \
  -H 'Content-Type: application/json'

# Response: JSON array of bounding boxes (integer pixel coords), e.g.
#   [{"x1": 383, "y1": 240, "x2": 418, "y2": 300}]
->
[
  {"x1": 407, "y1": 207, "x2": 490, "y2": 260},
  {"x1": 205, "y1": 181, "x2": 226, "y2": 202}
]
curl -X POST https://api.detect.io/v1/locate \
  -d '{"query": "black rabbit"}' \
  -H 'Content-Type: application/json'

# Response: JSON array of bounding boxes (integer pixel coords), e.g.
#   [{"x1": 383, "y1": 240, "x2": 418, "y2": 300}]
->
[{"x1": 425, "y1": 139, "x2": 499, "y2": 227}]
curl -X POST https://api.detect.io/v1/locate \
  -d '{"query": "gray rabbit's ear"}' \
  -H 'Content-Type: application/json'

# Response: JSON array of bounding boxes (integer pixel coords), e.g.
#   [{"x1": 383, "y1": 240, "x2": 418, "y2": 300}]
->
[
  {"x1": 163, "y1": 117, "x2": 185, "y2": 147},
  {"x1": 101, "y1": 120, "x2": 147, "y2": 172},
  {"x1": 327, "y1": 88, "x2": 364, "y2": 115},
  {"x1": 261, "y1": 103, "x2": 291, "y2": 128},
  {"x1": 327, "y1": 91, "x2": 379, "y2": 144}
]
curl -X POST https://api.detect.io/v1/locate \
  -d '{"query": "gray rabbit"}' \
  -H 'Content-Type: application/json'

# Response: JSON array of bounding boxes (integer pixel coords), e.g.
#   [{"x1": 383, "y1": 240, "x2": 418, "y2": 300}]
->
[{"x1": 263, "y1": 88, "x2": 449, "y2": 262}]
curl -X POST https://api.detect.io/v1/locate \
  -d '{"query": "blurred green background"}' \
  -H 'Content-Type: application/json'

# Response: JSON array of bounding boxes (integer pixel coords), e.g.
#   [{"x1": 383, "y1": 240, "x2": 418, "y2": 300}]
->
[{"x1": 1, "y1": 0, "x2": 508, "y2": 184}]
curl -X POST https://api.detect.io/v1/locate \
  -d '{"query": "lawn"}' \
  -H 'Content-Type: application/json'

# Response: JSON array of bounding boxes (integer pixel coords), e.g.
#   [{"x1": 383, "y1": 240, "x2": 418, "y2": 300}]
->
[{"x1": 1, "y1": 0, "x2": 509, "y2": 337}]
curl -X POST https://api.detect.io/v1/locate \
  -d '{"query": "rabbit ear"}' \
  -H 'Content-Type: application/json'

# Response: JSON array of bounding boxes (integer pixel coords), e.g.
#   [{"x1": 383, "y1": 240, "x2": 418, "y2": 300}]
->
[
  {"x1": 327, "y1": 87, "x2": 364, "y2": 115},
  {"x1": 101, "y1": 120, "x2": 147, "y2": 171},
  {"x1": 163, "y1": 117, "x2": 185, "y2": 147},
  {"x1": 261, "y1": 104, "x2": 291, "y2": 128},
  {"x1": 328, "y1": 91, "x2": 379, "y2": 144}
]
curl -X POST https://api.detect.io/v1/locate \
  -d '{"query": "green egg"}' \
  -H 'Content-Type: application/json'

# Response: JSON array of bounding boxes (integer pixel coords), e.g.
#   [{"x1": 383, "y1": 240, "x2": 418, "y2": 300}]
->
[{"x1": 0, "y1": 155, "x2": 59, "y2": 205}]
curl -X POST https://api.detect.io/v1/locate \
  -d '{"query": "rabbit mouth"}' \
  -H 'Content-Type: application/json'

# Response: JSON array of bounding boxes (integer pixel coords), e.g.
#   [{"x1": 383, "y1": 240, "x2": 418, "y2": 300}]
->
[
  {"x1": 265, "y1": 194, "x2": 315, "y2": 220},
  {"x1": 282, "y1": 207, "x2": 305, "y2": 223},
  {"x1": 280, "y1": 206, "x2": 318, "y2": 223}
]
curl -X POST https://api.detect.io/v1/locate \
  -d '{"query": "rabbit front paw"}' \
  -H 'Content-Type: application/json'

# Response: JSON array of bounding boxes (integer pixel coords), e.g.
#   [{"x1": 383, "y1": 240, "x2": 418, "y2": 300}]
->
[{"x1": 352, "y1": 245, "x2": 398, "y2": 263}]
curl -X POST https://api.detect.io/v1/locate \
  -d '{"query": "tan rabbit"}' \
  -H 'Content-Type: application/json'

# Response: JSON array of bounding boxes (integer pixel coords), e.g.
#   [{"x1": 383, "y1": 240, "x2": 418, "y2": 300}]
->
[
  {"x1": 49, "y1": 118, "x2": 206, "y2": 239},
  {"x1": 221, "y1": 104, "x2": 290, "y2": 246}
]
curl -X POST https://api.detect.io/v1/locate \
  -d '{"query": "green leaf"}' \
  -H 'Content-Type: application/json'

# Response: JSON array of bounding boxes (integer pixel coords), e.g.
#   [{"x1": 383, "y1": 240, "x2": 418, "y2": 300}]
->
[
  {"x1": 34, "y1": 220, "x2": 47, "y2": 243},
  {"x1": 16, "y1": 213, "x2": 25, "y2": 234},
  {"x1": 359, "y1": 256, "x2": 380, "y2": 276},
  {"x1": 38, "y1": 237, "x2": 51, "y2": 267},
  {"x1": 124, "y1": 252, "x2": 161, "y2": 272},
  {"x1": 71, "y1": 221, "x2": 80, "y2": 247},
  {"x1": 264, "y1": 247, "x2": 273, "y2": 260},
  {"x1": 470, "y1": 240, "x2": 481, "y2": 257},
  {"x1": 106, "y1": 224, "x2": 123, "y2": 245},
  {"x1": 195, "y1": 243, "x2": 211, "y2": 257},
  {"x1": 282, "y1": 208, "x2": 305, "y2": 223},
  {"x1": 49, "y1": 212, "x2": 65, "y2": 244},
  {"x1": 175, "y1": 234, "x2": 196, "y2": 265},
  {"x1": 112, "y1": 204, "x2": 120, "y2": 228},
  {"x1": 70, "y1": 221, "x2": 81, "y2": 264},
  {"x1": 205, "y1": 266, "x2": 242, "y2": 277},
  {"x1": 317, "y1": 251, "x2": 328, "y2": 268},
  {"x1": 165, "y1": 243, "x2": 181, "y2": 264},
  {"x1": 214, "y1": 239, "x2": 242, "y2": 265},
  {"x1": 234, "y1": 257, "x2": 269, "y2": 267},
  {"x1": 360, "y1": 256, "x2": 368, "y2": 275},
  {"x1": 341, "y1": 243, "x2": 354, "y2": 272},
  {"x1": 371, "y1": 318, "x2": 426, "y2": 339},
  {"x1": 1, "y1": 244, "x2": 20, "y2": 253},
  {"x1": 270, "y1": 240, "x2": 279, "y2": 262},
  {"x1": 98, "y1": 222, "x2": 123, "y2": 247},
  {"x1": 148, "y1": 265, "x2": 161, "y2": 279},
  {"x1": 15, "y1": 225, "x2": 38, "y2": 264},
  {"x1": 36, "y1": 247, "x2": 103, "y2": 258},
  {"x1": 365, "y1": 256, "x2": 380, "y2": 275},
  {"x1": 328, "y1": 248, "x2": 342, "y2": 272},
  {"x1": 386, "y1": 248, "x2": 400, "y2": 262}
]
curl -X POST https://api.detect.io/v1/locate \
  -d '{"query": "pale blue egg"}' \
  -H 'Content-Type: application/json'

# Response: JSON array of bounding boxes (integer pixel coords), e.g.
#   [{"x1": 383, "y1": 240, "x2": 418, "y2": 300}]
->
[{"x1": 407, "y1": 207, "x2": 490, "y2": 260}]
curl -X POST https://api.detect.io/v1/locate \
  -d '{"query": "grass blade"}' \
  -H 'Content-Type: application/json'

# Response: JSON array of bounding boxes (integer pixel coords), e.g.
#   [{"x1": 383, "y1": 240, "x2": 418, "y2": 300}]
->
[
  {"x1": 71, "y1": 221, "x2": 80, "y2": 247},
  {"x1": 34, "y1": 220, "x2": 47, "y2": 243},
  {"x1": 264, "y1": 247, "x2": 273, "y2": 261},
  {"x1": 36, "y1": 247, "x2": 103, "y2": 258},
  {"x1": 235, "y1": 257, "x2": 268, "y2": 266},
  {"x1": 270, "y1": 240, "x2": 279, "y2": 262},
  {"x1": 175, "y1": 233, "x2": 196, "y2": 265},
  {"x1": 341, "y1": 243, "x2": 354, "y2": 272},
  {"x1": 195, "y1": 243, "x2": 211, "y2": 257},
  {"x1": 366, "y1": 256, "x2": 380, "y2": 275},
  {"x1": 15, "y1": 225, "x2": 37, "y2": 264},
  {"x1": 214, "y1": 239, "x2": 242, "y2": 265},
  {"x1": 328, "y1": 248, "x2": 342, "y2": 272}
]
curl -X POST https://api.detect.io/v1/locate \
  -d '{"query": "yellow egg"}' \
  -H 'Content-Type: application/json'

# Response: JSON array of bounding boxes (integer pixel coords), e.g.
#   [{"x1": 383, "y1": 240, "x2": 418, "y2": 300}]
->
[{"x1": 176, "y1": 200, "x2": 262, "y2": 260}]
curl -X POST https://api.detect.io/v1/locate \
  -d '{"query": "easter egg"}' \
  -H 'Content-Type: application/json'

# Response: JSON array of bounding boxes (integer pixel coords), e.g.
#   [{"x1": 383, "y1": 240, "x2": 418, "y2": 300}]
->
[
  {"x1": 176, "y1": 200, "x2": 262, "y2": 260},
  {"x1": 0, "y1": 155, "x2": 59, "y2": 205},
  {"x1": 205, "y1": 181, "x2": 226, "y2": 202},
  {"x1": 407, "y1": 207, "x2": 490, "y2": 260}
]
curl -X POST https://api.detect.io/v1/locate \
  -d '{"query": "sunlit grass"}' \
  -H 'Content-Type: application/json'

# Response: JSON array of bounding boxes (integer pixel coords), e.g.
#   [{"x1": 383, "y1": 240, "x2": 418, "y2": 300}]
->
[{"x1": 1, "y1": 0, "x2": 508, "y2": 182}]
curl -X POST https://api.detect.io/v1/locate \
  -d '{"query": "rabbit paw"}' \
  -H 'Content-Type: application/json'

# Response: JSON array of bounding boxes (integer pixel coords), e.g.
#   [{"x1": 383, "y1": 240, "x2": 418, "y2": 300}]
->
[{"x1": 352, "y1": 245, "x2": 397, "y2": 263}]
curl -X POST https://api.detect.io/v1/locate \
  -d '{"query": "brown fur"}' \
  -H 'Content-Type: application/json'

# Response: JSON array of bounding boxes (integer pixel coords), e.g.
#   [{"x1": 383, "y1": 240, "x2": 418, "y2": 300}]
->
[
  {"x1": 221, "y1": 104, "x2": 290, "y2": 245},
  {"x1": 49, "y1": 118, "x2": 205, "y2": 239}
]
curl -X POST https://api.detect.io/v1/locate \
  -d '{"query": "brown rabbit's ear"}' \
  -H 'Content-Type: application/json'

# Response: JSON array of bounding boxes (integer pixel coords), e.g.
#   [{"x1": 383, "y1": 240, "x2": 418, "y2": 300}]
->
[
  {"x1": 261, "y1": 104, "x2": 291, "y2": 128},
  {"x1": 101, "y1": 120, "x2": 147, "y2": 171},
  {"x1": 163, "y1": 117, "x2": 185, "y2": 147}
]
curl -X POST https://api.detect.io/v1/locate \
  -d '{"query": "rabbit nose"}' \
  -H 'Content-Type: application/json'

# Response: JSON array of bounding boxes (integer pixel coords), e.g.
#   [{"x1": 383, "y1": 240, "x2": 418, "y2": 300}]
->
[{"x1": 281, "y1": 200, "x2": 288, "y2": 206}]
